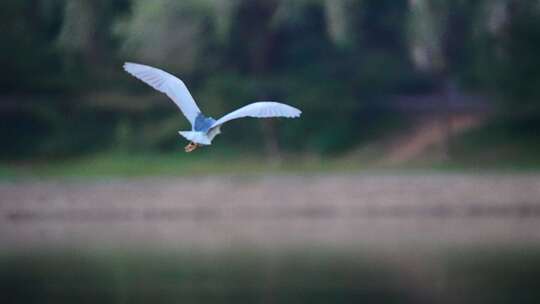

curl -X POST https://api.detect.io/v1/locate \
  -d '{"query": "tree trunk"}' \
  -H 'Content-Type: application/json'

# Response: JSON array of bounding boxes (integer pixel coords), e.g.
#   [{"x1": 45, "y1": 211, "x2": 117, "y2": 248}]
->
[
  {"x1": 244, "y1": 0, "x2": 281, "y2": 161},
  {"x1": 260, "y1": 119, "x2": 281, "y2": 164}
]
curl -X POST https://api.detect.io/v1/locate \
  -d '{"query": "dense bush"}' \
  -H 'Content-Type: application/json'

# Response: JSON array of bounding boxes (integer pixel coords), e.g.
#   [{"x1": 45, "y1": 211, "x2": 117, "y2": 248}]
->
[{"x1": 2, "y1": 0, "x2": 540, "y2": 159}]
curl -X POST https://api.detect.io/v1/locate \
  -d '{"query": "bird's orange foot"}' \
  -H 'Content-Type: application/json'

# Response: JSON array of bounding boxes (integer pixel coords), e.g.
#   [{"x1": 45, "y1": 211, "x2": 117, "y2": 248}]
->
[{"x1": 184, "y1": 142, "x2": 199, "y2": 153}]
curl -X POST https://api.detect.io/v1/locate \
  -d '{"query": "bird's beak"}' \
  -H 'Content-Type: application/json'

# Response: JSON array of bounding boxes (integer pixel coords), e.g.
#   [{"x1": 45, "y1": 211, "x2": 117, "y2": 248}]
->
[{"x1": 184, "y1": 142, "x2": 199, "y2": 153}]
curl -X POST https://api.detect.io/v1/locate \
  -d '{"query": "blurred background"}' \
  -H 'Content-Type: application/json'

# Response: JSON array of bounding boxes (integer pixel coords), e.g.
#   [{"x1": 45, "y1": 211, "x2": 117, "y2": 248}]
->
[{"x1": 2, "y1": 0, "x2": 540, "y2": 303}]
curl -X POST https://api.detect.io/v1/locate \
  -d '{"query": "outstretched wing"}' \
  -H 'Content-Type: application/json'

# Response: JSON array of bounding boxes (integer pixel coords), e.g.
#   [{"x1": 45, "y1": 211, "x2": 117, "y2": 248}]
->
[
  {"x1": 123, "y1": 62, "x2": 201, "y2": 125},
  {"x1": 210, "y1": 102, "x2": 301, "y2": 129}
]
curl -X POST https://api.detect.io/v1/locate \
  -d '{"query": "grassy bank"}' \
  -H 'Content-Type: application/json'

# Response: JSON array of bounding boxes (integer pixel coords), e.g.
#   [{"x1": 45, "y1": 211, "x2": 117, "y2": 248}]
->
[
  {"x1": 0, "y1": 152, "x2": 368, "y2": 179},
  {"x1": 2, "y1": 151, "x2": 540, "y2": 180}
]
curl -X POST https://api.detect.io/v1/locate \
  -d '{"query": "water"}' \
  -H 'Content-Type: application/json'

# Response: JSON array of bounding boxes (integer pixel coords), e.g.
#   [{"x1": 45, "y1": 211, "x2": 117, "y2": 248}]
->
[
  {"x1": 2, "y1": 174, "x2": 540, "y2": 303},
  {"x1": 2, "y1": 247, "x2": 540, "y2": 304}
]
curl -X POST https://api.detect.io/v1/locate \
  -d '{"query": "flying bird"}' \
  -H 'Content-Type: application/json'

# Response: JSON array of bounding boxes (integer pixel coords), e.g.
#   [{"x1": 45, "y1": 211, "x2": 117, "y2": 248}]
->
[{"x1": 123, "y1": 63, "x2": 301, "y2": 152}]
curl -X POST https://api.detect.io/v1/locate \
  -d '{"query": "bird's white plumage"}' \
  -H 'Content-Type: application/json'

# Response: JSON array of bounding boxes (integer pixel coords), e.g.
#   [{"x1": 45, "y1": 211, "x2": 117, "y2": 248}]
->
[
  {"x1": 211, "y1": 102, "x2": 301, "y2": 129},
  {"x1": 178, "y1": 131, "x2": 212, "y2": 145},
  {"x1": 124, "y1": 63, "x2": 302, "y2": 147},
  {"x1": 123, "y1": 62, "x2": 201, "y2": 125}
]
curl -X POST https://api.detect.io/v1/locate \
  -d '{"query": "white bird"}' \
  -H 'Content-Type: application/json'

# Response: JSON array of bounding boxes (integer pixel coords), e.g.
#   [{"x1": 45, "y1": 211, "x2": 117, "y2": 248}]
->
[{"x1": 123, "y1": 62, "x2": 301, "y2": 152}]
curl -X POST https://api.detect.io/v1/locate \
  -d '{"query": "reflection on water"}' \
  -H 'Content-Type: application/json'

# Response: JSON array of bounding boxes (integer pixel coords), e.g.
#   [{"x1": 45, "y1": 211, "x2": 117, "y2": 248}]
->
[{"x1": 2, "y1": 248, "x2": 540, "y2": 304}]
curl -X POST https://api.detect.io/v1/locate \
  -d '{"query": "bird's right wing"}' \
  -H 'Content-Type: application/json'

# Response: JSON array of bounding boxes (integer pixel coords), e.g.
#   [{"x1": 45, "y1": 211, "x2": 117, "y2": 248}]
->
[
  {"x1": 123, "y1": 62, "x2": 201, "y2": 125},
  {"x1": 210, "y1": 102, "x2": 301, "y2": 129}
]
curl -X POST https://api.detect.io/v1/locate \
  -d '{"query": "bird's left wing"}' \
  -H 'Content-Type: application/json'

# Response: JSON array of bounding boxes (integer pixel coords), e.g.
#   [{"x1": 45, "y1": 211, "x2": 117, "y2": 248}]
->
[
  {"x1": 210, "y1": 102, "x2": 301, "y2": 129},
  {"x1": 123, "y1": 62, "x2": 202, "y2": 126}
]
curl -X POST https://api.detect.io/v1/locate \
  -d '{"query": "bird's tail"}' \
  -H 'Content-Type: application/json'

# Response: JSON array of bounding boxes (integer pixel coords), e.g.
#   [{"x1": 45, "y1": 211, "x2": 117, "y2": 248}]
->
[{"x1": 178, "y1": 131, "x2": 211, "y2": 145}]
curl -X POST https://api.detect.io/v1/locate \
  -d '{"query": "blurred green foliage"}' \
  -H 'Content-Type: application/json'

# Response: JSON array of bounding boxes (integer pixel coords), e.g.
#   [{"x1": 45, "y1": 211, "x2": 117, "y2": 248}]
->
[{"x1": 2, "y1": 0, "x2": 540, "y2": 160}]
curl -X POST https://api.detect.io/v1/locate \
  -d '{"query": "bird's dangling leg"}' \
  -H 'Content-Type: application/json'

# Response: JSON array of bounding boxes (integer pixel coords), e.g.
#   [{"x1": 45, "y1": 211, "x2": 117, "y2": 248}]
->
[{"x1": 184, "y1": 142, "x2": 199, "y2": 153}]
